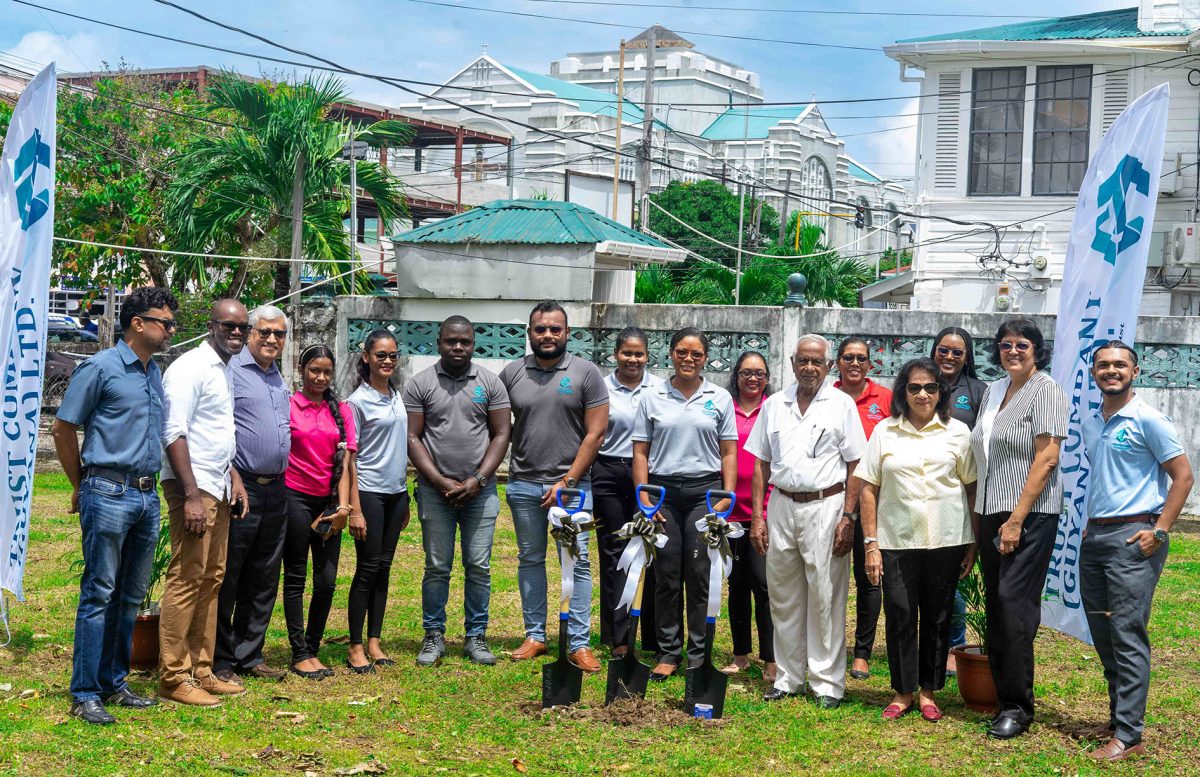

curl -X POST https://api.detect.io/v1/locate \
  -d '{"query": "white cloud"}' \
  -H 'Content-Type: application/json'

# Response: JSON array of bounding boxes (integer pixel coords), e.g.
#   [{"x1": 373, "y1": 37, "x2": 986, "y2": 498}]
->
[
  {"x1": 854, "y1": 96, "x2": 920, "y2": 181},
  {"x1": 3, "y1": 31, "x2": 107, "y2": 74}
]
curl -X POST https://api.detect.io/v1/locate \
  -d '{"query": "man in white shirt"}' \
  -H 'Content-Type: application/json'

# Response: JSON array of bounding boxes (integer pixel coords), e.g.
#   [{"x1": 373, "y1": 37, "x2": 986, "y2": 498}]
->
[
  {"x1": 158, "y1": 299, "x2": 251, "y2": 707},
  {"x1": 745, "y1": 334, "x2": 866, "y2": 709}
]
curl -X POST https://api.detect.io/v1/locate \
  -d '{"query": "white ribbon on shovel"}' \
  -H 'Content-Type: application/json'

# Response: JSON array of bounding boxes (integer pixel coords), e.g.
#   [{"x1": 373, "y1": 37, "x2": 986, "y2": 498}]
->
[
  {"x1": 615, "y1": 513, "x2": 668, "y2": 612},
  {"x1": 695, "y1": 513, "x2": 744, "y2": 620},
  {"x1": 548, "y1": 506, "x2": 595, "y2": 604}
]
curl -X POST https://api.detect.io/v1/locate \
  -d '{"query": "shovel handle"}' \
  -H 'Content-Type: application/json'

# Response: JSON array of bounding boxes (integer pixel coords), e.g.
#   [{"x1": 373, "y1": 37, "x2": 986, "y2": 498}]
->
[
  {"x1": 556, "y1": 487, "x2": 586, "y2": 515},
  {"x1": 705, "y1": 490, "x2": 736, "y2": 520},
  {"x1": 635, "y1": 484, "x2": 666, "y2": 518}
]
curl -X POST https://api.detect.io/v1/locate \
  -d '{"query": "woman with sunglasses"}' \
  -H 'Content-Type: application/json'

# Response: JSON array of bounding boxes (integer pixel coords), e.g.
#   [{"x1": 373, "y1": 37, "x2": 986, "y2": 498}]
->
[
  {"x1": 345, "y1": 330, "x2": 409, "y2": 673},
  {"x1": 633, "y1": 328, "x2": 738, "y2": 681},
  {"x1": 834, "y1": 336, "x2": 891, "y2": 680},
  {"x1": 722, "y1": 351, "x2": 775, "y2": 682},
  {"x1": 855, "y1": 357, "x2": 977, "y2": 722},
  {"x1": 969, "y1": 319, "x2": 1068, "y2": 739}
]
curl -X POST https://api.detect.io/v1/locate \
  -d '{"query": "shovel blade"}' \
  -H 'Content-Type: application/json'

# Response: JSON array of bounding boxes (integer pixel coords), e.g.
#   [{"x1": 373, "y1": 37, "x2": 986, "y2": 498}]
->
[
  {"x1": 541, "y1": 659, "x2": 583, "y2": 708},
  {"x1": 604, "y1": 655, "x2": 652, "y2": 705},
  {"x1": 684, "y1": 664, "x2": 728, "y2": 719}
]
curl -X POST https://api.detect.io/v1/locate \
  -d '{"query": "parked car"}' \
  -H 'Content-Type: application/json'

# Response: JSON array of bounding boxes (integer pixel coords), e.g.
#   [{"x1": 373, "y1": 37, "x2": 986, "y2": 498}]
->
[{"x1": 47, "y1": 323, "x2": 98, "y2": 343}]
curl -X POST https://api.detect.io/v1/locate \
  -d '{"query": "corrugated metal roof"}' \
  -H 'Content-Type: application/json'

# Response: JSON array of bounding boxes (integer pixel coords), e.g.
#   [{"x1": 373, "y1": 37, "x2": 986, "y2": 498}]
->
[
  {"x1": 898, "y1": 7, "x2": 1189, "y2": 43},
  {"x1": 699, "y1": 105, "x2": 810, "y2": 140},
  {"x1": 505, "y1": 65, "x2": 645, "y2": 123},
  {"x1": 392, "y1": 199, "x2": 672, "y2": 247}
]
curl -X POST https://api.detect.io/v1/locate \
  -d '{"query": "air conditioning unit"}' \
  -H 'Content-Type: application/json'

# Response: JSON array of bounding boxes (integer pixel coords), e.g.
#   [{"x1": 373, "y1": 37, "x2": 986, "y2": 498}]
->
[{"x1": 1164, "y1": 223, "x2": 1200, "y2": 267}]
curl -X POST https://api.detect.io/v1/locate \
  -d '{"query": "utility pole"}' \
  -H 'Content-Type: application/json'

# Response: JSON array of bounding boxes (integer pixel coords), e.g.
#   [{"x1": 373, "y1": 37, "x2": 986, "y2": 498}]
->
[
  {"x1": 612, "y1": 39, "x2": 626, "y2": 221},
  {"x1": 637, "y1": 28, "x2": 656, "y2": 231},
  {"x1": 289, "y1": 151, "x2": 306, "y2": 302},
  {"x1": 734, "y1": 96, "x2": 749, "y2": 305},
  {"x1": 778, "y1": 169, "x2": 792, "y2": 244}
]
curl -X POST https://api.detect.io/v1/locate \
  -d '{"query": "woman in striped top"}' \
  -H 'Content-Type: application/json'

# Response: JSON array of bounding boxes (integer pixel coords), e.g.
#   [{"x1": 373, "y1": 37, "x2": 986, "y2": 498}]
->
[{"x1": 968, "y1": 319, "x2": 1069, "y2": 740}]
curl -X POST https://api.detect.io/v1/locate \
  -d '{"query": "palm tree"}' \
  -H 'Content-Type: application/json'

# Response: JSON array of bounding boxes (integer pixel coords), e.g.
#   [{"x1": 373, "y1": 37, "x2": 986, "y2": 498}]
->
[{"x1": 166, "y1": 72, "x2": 412, "y2": 298}]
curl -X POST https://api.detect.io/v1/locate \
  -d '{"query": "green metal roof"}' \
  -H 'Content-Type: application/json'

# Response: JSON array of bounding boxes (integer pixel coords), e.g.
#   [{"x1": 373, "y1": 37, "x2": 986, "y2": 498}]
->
[
  {"x1": 699, "y1": 105, "x2": 809, "y2": 140},
  {"x1": 505, "y1": 65, "x2": 645, "y2": 123},
  {"x1": 392, "y1": 199, "x2": 671, "y2": 247},
  {"x1": 898, "y1": 7, "x2": 1189, "y2": 44},
  {"x1": 848, "y1": 161, "x2": 881, "y2": 183}
]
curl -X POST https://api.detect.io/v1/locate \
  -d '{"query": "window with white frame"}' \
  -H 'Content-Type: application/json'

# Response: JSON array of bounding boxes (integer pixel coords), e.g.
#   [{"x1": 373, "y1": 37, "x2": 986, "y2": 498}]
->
[
  {"x1": 1033, "y1": 65, "x2": 1092, "y2": 195},
  {"x1": 968, "y1": 67, "x2": 1025, "y2": 196},
  {"x1": 798, "y1": 156, "x2": 832, "y2": 232}
]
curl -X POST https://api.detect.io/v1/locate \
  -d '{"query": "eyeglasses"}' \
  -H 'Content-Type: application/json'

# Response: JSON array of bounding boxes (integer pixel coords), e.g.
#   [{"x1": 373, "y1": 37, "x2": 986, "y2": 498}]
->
[
  {"x1": 738, "y1": 369, "x2": 767, "y2": 379},
  {"x1": 372, "y1": 351, "x2": 400, "y2": 362},
  {"x1": 999, "y1": 341, "x2": 1033, "y2": 353},
  {"x1": 253, "y1": 327, "x2": 287, "y2": 340},
  {"x1": 792, "y1": 357, "x2": 827, "y2": 367},
  {"x1": 212, "y1": 320, "x2": 250, "y2": 333},
  {"x1": 673, "y1": 349, "x2": 706, "y2": 361},
  {"x1": 936, "y1": 346, "x2": 965, "y2": 358},
  {"x1": 530, "y1": 324, "x2": 565, "y2": 335},
  {"x1": 906, "y1": 382, "x2": 941, "y2": 396},
  {"x1": 839, "y1": 354, "x2": 870, "y2": 364},
  {"x1": 136, "y1": 315, "x2": 177, "y2": 331}
]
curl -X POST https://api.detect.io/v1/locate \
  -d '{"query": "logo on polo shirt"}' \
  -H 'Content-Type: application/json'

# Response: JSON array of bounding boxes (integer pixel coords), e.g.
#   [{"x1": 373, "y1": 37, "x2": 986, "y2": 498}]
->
[
  {"x1": 954, "y1": 394, "x2": 971, "y2": 410},
  {"x1": 867, "y1": 402, "x2": 884, "y2": 421},
  {"x1": 1112, "y1": 426, "x2": 1134, "y2": 452},
  {"x1": 472, "y1": 385, "x2": 487, "y2": 404},
  {"x1": 702, "y1": 399, "x2": 719, "y2": 418},
  {"x1": 557, "y1": 376, "x2": 574, "y2": 395}
]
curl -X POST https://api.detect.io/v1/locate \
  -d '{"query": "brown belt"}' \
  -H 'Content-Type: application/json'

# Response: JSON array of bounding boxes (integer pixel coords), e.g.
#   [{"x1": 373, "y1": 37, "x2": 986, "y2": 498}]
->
[
  {"x1": 777, "y1": 482, "x2": 845, "y2": 504},
  {"x1": 1088, "y1": 513, "x2": 1157, "y2": 526}
]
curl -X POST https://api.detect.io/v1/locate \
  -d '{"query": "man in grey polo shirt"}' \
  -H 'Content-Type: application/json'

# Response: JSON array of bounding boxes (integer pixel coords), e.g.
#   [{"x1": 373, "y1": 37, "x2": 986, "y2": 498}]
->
[
  {"x1": 405, "y1": 316, "x2": 512, "y2": 667},
  {"x1": 500, "y1": 301, "x2": 608, "y2": 672}
]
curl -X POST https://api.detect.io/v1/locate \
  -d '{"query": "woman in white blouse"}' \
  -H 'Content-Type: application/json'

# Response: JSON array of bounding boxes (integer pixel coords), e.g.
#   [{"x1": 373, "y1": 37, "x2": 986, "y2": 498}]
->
[{"x1": 855, "y1": 357, "x2": 977, "y2": 723}]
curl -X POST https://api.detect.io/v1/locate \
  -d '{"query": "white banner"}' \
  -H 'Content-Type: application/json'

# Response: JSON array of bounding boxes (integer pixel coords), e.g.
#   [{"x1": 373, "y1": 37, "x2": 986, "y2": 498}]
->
[
  {"x1": 0, "y1": 63, "x2": 56, "y2": 610},
  {"x1": 1046, "y1": 83, "x2": 1170, "y2": 643}
]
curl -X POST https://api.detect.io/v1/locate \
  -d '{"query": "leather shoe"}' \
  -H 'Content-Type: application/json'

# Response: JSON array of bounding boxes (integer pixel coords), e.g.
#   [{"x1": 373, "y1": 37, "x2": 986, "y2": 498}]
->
[
  {"x1": 106, "y1": 688, "x2": 157, "y2": 708},
  {"x1": 919, "y1": 703, "x2": 943, "y2": 722},
  {"x1": 882, "y1": 703, "x2": 913, "y2": 720},
  {"x1": 510, "y1": 638, "x2": 547, "y2": 661},
  {"x1": 1089, "y1": 738, "x2": 1146, "y2": 762},
  {"x1": 568, "y1": 647, "x2": 601, "y2": 673},
  {"x1": 815, "y1": 695, "x2": 841, "y2": 709},
  {"x1": 649, "y1": 662, "x2": 678, "y2": 682},
  {"x1": 70, "y1": 699, "x2": 115, "y2": 725},
  {"x1": 763, "y1": 687, "x2": 800, "y2": 702},
  {"x1": 214, "y1": 669, "x2": 244, "y2": 686},
  {"x1": 988, "y1": 716, "x2": 1029, "y2": 739},
  {"x1": 247, "y1": 664, "x2": 288, "y2": 681},
  {"x1": 199, "y1": 673, "x2": 248, "y2": 696}
]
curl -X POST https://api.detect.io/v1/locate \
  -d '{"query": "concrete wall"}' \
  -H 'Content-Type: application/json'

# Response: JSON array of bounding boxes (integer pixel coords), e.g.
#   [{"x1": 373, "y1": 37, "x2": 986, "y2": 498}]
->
[{"x1": 394, "y1": 243, "x2": 596, "y2": 301}]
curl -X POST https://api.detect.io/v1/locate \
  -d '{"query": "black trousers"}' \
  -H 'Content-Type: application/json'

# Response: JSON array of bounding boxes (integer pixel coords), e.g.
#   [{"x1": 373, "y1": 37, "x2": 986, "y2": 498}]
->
[
  {"x1": 728, "y1": 531, "x2": 773, "y2": 661},
  {"x1": 650, "y1": 473, "x2": 721, "y2": 667},
  {"x1": 978, "y1": 510, "x2": 1059, "y2": 724},
  {"x1": 214, "y1": 473, "x2": 287, "y2": 673},
  {"x1": 881, "y1": 544, "x2": 969, "y2": 694},
  {"x1": 348, "y1": 490, "x2": 408, "y2": 644},
  {"x1": 283, "y1": 487, "x2": 343, "y2": 664},
  {"x1": 592, "y1": 455, "x2": 658, "y2": 652},
  {"x1": 852, "y1": 520, "x2": 883, "y2": 661}
]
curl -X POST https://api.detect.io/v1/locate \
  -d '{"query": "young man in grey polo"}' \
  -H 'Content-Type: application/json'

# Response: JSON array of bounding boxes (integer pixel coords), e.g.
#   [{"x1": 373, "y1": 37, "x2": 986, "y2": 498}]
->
[
  {"x1": 499, "y1": 301, "x2": 608, "y2": 673},
  {"x1": 405, "y1": 316, "x2": 512, "y2": 667},
  {"x1": 1079, "y1": 341, "x2": 1194, "y2": 763}
]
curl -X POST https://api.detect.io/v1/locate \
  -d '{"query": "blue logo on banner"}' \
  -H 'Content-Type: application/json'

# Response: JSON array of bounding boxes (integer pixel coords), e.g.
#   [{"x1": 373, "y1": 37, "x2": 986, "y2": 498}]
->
[
  {"x1": 954, "y1": 394, "x2": 971, "y2": 410},
  {"x1": 13, "y1": 129, "x2": 52, "y2": 231},
  {"x1": 557, "y1": 376, "x2": 574, "y2": 394},
  {"x1": 1092, "y1": 154, "x2": 1150, "y2": 266},
  {"x1": 472, "y1": 385, "x2": 487, "y2": 404}
]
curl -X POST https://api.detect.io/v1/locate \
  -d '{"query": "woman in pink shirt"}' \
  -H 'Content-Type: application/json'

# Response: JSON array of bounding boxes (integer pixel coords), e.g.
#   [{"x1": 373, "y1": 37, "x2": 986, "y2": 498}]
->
[
  {"x1": 723, "y1": 351, "x2": 775, "y2": 683},
  {"x1": 283, "y1": 345, "x2": 358, "y2": 680}
]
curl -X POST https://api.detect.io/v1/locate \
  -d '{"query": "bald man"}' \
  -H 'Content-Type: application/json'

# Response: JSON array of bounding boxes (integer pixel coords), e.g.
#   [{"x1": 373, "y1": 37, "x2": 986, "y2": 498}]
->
[{"x1": 157, "y1": 300, "x2": 252, "y2": 707}]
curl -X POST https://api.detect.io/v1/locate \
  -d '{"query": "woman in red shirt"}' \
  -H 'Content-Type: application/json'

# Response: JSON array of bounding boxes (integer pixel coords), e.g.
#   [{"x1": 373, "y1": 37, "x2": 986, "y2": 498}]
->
[
  {"x1": 834, "y1": 336, "x2": 892, "y2": 681},
  {"x1": 722, "y1": 351, "x2": 775, "y2": 683}
]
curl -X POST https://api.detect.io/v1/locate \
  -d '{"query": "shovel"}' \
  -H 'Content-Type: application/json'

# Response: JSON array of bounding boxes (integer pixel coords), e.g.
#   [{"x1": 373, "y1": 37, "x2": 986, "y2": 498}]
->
[
  {"x1": 604, "y1": 484, "x2": 665, "y2": 705},
  {"x1": 542, "y1": 487, "x2": 587, "y2": 708},
  {"x1": 684, "y1": 489, "x2": 737, "y2": 720}
]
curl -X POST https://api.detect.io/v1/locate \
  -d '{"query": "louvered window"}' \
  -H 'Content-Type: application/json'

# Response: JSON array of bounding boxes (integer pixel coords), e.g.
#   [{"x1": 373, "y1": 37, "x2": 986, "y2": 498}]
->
[
  {"x1": 1101, "y1": 70, "x2": 1129, "y2": 134},
  {"x1": 933, "y1": 72, "x2": 962, "y2": 191},
  {"x1": 968, "y1": 67, "x2": 1025, "y2": 196},
  {"x1": 1033, "y1": 65, "x2": 1092, "y2": 195}
]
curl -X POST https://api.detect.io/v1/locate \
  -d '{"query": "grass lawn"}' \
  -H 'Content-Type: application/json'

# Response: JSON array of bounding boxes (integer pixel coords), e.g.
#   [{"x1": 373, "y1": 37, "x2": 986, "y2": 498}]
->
[{"x1": 2, "y1": 471, "x2": 1199, "y2": 775}]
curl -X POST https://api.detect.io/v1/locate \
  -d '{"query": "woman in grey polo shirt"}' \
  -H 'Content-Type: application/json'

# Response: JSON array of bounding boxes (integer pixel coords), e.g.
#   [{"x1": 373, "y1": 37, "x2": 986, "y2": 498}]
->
[
  {"x1": 633, "y1": 327, "x2": 738, "y2": 681},
  {"x1": 969, "y1": 318, "x2": 1068, "y2": 739},
  {"x1": 345, "y1": 329, "x2": 410, "y2": 673}
]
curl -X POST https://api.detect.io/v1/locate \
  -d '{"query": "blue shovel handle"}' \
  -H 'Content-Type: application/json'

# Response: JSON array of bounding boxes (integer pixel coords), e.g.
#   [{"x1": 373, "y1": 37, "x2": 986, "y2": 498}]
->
[
  {"x1": 635, "y1": 484, "x2": 666, "y2": 519},
  {"x1": 556, "y1": 487, "x2": 586, "y2": 515},
  {"x1": 705, "y1": 490, "x2": 736, "y2": 520}
]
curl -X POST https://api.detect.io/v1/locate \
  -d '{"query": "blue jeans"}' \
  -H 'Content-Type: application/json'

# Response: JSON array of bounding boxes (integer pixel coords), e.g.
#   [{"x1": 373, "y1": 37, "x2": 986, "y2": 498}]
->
[
  {"x1": 506, "y1": 479, "x2": 593, "y2": 651},
  {"x1": 418, "y1": 480, "x2": 500, "y2": 636},
  {"x1": 70, "y1": 476, "x2": 160, "y2": 703}
]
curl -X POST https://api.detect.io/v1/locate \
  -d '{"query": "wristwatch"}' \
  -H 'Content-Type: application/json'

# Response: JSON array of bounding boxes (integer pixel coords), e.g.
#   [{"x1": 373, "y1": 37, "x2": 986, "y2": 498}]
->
[
  {"x1": 563, "y1": 476, "x2": 578, "y2": 488},
  {"x1": 473, "y1": 472, "x2": 488, "y2": 488},
  {"x1": 863, "y1": 536, "x2": 878, "y2": 546},
  {"x1": 842, "y1": 511, "x2": 859, "y2": 522},
  {"x1": 1153, "y1": 527, "x2": 1169, "y2": 544}
]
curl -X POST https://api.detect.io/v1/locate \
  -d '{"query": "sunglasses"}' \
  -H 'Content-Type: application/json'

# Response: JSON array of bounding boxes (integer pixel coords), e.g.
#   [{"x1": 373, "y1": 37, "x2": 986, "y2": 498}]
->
[
  {"x1": 839, "y1": 353, "x2": 870, "y2": 364},
  {"x1": 999, "y1": 341, "x2": 1033, "y2": 353},
  {"x1": 530, "y1": 324, "x2": 564, "y2": 335},
  {"x1": 673, "y1": 349, "x2": 706, "y2": 361},
  {"x1": 372, "y1": 351, "x2": 400, "y2": 362},
  {"x1": 906, "y1": 382, "x2": 941, "y2": 396},
  {"x1": 936, "y1": 345, "x2": 965, "y2": 358},
  {"x1": 253, "y1": 327, "x2": 287, "y2": 340},
  {"x1": 136, "y1": 314, "x2": 177, "y2": 331},
  {"x1": 738, "y1": 369, "x2": 767, "y2": 379},
  {"x1": 212, "y1": 320, "x2": 250, "y2": 333}
]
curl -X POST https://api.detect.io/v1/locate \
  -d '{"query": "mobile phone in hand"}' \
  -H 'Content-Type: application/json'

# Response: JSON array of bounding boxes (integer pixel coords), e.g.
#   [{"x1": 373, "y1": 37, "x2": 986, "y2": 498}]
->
[{"x1": 231, "y1": 496, "x2": 245, "y2": 519}]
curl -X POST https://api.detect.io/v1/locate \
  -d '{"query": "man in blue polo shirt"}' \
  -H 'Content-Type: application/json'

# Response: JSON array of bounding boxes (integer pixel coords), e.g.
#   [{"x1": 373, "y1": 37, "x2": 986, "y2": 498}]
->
[
  {"x1": 52, "y1": 287, "x2": 179, "y2": 725},
  {"x1": 1079, "y1": 340, "x2": 1194, "y2": 762}
]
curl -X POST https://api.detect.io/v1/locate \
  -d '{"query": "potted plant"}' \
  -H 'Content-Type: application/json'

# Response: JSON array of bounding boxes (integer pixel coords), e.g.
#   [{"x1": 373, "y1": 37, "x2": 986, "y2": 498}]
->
[
  {"x1": 950, "y1": 563, "x2": 998, "y2": 713},
  {"x1": 130, "y1": 516, "x2": 172, "y2": 671}
]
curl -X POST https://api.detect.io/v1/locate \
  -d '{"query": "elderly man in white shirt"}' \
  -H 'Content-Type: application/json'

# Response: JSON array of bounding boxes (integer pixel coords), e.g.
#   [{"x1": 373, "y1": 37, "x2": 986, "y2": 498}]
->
[
  {"x1": 157, "y1": 299, "x2": 251, "y2": 707},
  {"x1": 746, "y1": 334, "x2": 866, "y2": 709}
]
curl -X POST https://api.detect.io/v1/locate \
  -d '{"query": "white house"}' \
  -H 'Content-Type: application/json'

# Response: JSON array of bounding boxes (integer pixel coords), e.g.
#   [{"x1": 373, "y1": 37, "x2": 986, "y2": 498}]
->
[{"x1": 881, "y1": 2, "x2": 1200, "y2": 314}]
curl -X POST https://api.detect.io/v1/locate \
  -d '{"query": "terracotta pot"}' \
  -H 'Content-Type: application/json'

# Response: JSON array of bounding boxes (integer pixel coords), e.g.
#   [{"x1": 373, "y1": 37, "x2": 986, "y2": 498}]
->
[
  {"x1": 951, "y1": 644, "x2": 997, "y2": 714},
  {"x1": 130, "y1": 611, "x2": 160, "y2": 672}
]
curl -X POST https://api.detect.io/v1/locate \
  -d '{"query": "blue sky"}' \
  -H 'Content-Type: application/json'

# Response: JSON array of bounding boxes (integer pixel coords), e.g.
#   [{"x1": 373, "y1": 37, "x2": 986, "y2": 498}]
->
[{"x1": 2, "y1": 0, "x2": 1128, "y2": 177}]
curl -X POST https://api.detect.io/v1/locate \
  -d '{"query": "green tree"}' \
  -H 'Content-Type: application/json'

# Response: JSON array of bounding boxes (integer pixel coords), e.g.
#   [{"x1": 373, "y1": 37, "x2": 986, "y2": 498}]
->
[
  {"x1": 647, "y1": 179, "x2": 778, "y2": 261},
  {"x1": 166, "y1": 72, "x2": 412, "y2": 298}
]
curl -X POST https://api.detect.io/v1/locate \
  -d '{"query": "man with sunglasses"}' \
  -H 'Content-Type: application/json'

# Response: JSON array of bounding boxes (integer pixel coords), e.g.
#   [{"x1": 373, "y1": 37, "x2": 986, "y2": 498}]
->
[
  {"x1": 158, "y1": 299, "x2": 252, "y2": 707},
  {"x1": 53, "y1": 287, "x2": 179, "y2": 725},
  {"x1": 214, "y1": 305, "x2": 291, "y2": 685},
  {"x1": 499, "y1": 301, "x2": 608, "y2": 672}
]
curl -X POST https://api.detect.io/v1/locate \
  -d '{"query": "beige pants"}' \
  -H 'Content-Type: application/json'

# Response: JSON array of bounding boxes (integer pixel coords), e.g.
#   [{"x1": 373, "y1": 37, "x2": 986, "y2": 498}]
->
[
  {"x1": 765, "y1": 493, "x2": 849, "y2": 698},
  {"x1": 159, "y1": 480, "x2": 230, "y2": 686}
]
